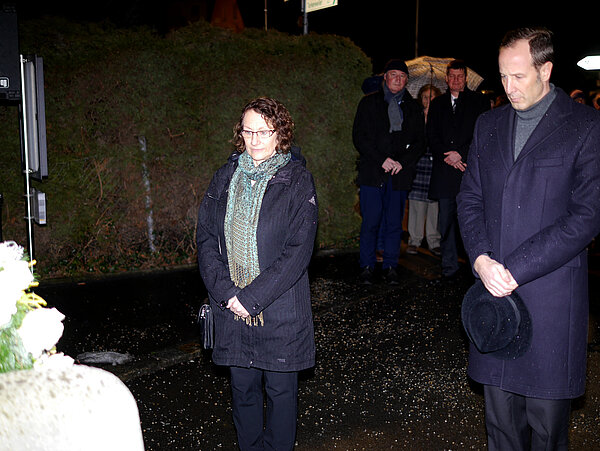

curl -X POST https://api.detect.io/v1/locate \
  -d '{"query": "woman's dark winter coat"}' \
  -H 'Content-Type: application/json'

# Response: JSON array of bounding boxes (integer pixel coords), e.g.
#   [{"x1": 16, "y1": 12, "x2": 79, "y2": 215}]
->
[{"x1": 197, "y1": 152, "x2": 318, "y2": 372}]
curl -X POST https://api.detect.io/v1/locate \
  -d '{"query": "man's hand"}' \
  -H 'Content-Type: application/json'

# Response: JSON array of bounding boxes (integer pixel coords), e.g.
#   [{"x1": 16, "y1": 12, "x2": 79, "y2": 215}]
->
[
  {"x1": 382, "y1": 157, "x2": 403, "y2": 175},
  {"x1": 473, "y1": 254, "x2": 518, "y2": 297},
  {"x1": 227, "y1": 295, "x2": 249, "y2": 318},
  {"x1": 444, "y1": 151, "x2": 466, "y2": 172}
]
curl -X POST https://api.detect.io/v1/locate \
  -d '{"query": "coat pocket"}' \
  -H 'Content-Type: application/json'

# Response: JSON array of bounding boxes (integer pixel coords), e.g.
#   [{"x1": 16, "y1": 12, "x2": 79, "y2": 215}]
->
[{"x1": 534, "y1": 157, "x2": 563, "y2": 168}]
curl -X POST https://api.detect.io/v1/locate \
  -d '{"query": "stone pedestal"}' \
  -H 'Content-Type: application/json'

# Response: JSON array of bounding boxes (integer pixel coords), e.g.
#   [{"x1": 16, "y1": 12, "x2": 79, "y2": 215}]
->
[{"x1": 0, "y1": 364, "x2": 144, "y2": 450}]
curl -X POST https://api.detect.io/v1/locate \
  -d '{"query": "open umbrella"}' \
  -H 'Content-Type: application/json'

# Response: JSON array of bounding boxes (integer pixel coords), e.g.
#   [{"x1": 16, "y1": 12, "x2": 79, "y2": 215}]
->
[{"x1": 405, "y1": 56, "x2": 484, "y2": 98}]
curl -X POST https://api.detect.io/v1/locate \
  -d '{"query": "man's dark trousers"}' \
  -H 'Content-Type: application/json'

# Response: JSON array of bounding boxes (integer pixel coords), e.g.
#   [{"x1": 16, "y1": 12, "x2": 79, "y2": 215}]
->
[
  {"x1": 438, "y1": 197, "x2": 460, "y2": 276},
  {"x1": 359, "y1": 178, "x2": 407, "y2": 269},
  {"x1": 484, "y1": 385, "x2": 570, "y2": 450}
]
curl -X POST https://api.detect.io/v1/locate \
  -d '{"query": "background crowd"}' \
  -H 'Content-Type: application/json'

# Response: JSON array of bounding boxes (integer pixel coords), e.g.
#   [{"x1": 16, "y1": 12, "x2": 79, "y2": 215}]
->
[
  {"x1": 353, "y1": 27, "x2": 600, "y2": 451},
  {"x1": 354, "y1": 56, "x2": 600, "y2": 285},
  {"x1": 354, "y1": 57, "x2": 490, "y2": 284}
]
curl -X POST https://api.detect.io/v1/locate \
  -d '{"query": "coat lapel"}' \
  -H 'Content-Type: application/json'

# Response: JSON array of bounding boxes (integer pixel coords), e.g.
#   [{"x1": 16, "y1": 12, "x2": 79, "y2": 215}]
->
[
  {"x1": 497, "y1": 107, "x2": 516, "y2": 170},
  {"x1": 514, "y1": 92, "x2": 571, "y2": 163}
]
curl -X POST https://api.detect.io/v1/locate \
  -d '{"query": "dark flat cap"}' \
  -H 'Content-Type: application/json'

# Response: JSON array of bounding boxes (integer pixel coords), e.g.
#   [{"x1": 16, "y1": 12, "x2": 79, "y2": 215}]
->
[
  {"x1": 461, "y1": 280, "x2": 532, "y2": 360},
  {"x1": 383, "y1": 59, "x2": 408, "y2": 75}
]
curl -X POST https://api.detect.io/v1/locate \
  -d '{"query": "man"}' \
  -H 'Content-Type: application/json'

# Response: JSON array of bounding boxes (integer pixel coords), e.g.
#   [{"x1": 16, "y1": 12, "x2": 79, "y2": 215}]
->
[
  {"x1": 427, "y1": 60, "x2": 489, "y2": 278},
  {"x1": 353, "y1": 59, "x2": 425, "y2": 284},
  {"x1": 457, "y1": 27, "x2": 600, "y2": 450}
]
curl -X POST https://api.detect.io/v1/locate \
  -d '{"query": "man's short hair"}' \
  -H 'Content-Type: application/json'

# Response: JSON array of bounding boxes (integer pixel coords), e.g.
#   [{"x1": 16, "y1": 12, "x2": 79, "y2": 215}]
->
[
  {"x1": 500, "y1": 27, "x2": 554, "y2": 69},
  {"x1": 446, "y1": 59, "x2": 467, "y2": 76}
]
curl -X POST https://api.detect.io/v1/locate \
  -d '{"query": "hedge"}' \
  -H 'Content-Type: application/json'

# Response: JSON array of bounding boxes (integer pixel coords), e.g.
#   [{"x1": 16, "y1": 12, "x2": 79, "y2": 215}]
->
[{"x1": 0, "y1": 17, "x2": 370, "y2": 277}]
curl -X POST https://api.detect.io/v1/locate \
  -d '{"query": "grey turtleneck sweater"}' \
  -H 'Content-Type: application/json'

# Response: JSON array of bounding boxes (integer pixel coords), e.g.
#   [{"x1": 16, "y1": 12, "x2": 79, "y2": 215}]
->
[{"x1": 513, "y1": 84, "x2": 556, "y2": 161}]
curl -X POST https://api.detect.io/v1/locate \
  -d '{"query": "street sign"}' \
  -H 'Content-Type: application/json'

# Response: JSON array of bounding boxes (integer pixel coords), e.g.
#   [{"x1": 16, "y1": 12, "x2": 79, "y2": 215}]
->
[{"x1": 306, "y1": 0, "x2": 338, "y2": 13}]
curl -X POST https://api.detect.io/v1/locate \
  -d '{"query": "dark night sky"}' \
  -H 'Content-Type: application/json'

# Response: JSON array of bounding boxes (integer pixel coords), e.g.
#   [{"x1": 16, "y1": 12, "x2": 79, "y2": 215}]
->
[
  {"x1": 277, "y1": 0, "x2": 599, "y2": 95},
  {"x1": 15, "y1": 0, "x2": 600, "y2": 95}
]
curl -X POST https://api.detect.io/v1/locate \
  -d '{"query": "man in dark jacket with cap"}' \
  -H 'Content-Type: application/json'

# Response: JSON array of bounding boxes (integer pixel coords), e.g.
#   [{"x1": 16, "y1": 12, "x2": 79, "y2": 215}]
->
[
  {"x1": 457, "y1": 27, "x2": 600, "y2": 450},
  {"x1": 353, "y1": 59, "x2": 425, "y2": 284}
]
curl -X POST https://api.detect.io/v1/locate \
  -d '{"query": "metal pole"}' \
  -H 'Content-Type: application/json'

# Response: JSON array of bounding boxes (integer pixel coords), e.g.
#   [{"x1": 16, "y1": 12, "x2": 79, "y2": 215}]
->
[
  {"x1": 0, "y1": 193, "x2": 3, "y2": 242},
  {"x1": 303, "y1": 0, "x2": 308, "y2": 35},
  {"x1": 19, "y1": 54, "x2": 35, "y2": 267},
  {"x1": 264, "y1": 0, "x2": 268, "y2": 31},
  {"x1": 415, "y1": 0, "x2": 419, "y2": 58}
]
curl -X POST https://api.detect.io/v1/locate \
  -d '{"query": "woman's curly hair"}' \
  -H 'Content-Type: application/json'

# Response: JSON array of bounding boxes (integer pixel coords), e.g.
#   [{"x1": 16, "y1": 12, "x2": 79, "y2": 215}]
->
[{"x1": 232, "y1": 97, "x2": 295, "y2": 154}]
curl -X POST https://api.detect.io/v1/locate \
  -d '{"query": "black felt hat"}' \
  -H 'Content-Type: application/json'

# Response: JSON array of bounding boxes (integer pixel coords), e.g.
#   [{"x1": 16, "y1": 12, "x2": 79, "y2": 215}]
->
[{"x1": 461, "y1": 280, "x2": 532, "y2": 360}]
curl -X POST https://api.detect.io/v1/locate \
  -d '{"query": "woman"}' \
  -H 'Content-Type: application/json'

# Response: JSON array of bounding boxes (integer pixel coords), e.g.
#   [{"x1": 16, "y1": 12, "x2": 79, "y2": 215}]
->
[
  {"x1": 196, "y1": 97, "x2": 318, "y2": 451},
  {"x1": 406, "y1": 84, "x2": 442, "y2": 256}
]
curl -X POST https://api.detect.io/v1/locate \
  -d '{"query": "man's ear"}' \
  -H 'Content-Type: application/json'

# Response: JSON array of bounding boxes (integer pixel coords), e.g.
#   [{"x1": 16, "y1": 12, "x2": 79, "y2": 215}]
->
[{"x1": 539, "y1": 61, "x2": 553, "y2": 82}]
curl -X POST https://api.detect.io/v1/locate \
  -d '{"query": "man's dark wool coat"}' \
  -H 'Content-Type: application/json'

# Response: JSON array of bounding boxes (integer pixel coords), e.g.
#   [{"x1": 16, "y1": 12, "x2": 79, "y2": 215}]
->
[
  {"x1": 428, "y1": 87, "x2": 489, "y2": 199},
  {"x1": 457, "y1": 88, "x2": 600, "y2": 399},
  {"x1": 353, "y1": 88, "x2": 425, "y2": 190}
]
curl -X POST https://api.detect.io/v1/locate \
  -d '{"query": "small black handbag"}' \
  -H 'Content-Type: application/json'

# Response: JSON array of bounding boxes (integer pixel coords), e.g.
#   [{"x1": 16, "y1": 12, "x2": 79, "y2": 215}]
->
[{"x1": 197, "y1": 301, "x2": 214, "y2": 350}]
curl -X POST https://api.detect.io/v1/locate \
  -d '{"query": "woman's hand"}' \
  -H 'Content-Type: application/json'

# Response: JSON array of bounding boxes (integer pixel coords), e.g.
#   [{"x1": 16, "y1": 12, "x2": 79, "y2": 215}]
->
[{"x1": 227, "y1": 295, "x2": 250, "y2": 318}]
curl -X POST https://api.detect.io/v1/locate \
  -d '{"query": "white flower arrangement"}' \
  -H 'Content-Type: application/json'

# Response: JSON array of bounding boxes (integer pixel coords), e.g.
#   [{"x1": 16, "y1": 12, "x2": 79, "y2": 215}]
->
[{"x1": 0, "y1": 241, "x2": 73, "y2": 373}]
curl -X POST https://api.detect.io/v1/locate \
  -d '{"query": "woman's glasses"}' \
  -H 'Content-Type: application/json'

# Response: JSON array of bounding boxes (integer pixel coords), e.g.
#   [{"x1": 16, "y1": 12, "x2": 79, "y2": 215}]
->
[{"x1": 241, "y1": 129, "x2": 275, "y2": 139}]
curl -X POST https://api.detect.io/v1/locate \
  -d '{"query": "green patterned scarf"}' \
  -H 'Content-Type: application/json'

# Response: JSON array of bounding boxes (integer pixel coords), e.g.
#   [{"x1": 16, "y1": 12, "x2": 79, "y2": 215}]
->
[{"x1": 224, "y1": 150, "x2": 291, "y2": 326}]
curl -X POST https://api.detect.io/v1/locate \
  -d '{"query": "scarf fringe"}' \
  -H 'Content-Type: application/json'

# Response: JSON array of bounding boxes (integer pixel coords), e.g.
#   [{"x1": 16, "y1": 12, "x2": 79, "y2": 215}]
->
[{"x1": 234, "y1": 312, "x2": 264, "y2": 327}]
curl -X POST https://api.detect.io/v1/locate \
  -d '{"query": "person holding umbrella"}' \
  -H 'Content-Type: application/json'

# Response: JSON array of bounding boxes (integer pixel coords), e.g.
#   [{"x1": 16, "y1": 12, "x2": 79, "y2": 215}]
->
[
  {"x1": 406, "y1": 84, "x2": 443, "y2": 256},
  {"x1": 427, "y1": 59, "x2": 489, "y2": 279}
]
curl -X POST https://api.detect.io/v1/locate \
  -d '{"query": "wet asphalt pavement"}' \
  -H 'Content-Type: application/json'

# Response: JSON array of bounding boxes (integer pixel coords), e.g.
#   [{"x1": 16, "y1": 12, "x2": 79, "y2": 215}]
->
[{"x1": 37, "y1": 248, "x2": 600, "y2": 450}]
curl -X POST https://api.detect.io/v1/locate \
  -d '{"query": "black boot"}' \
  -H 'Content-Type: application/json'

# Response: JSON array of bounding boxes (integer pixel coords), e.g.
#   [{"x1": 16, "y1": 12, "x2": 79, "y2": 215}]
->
[
  {"x1": 383, "y1": 267, "x2": 399, "y2": 285},
  {"x1": 359, "y1": 266, "x2": 374, "y2": 285}
]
